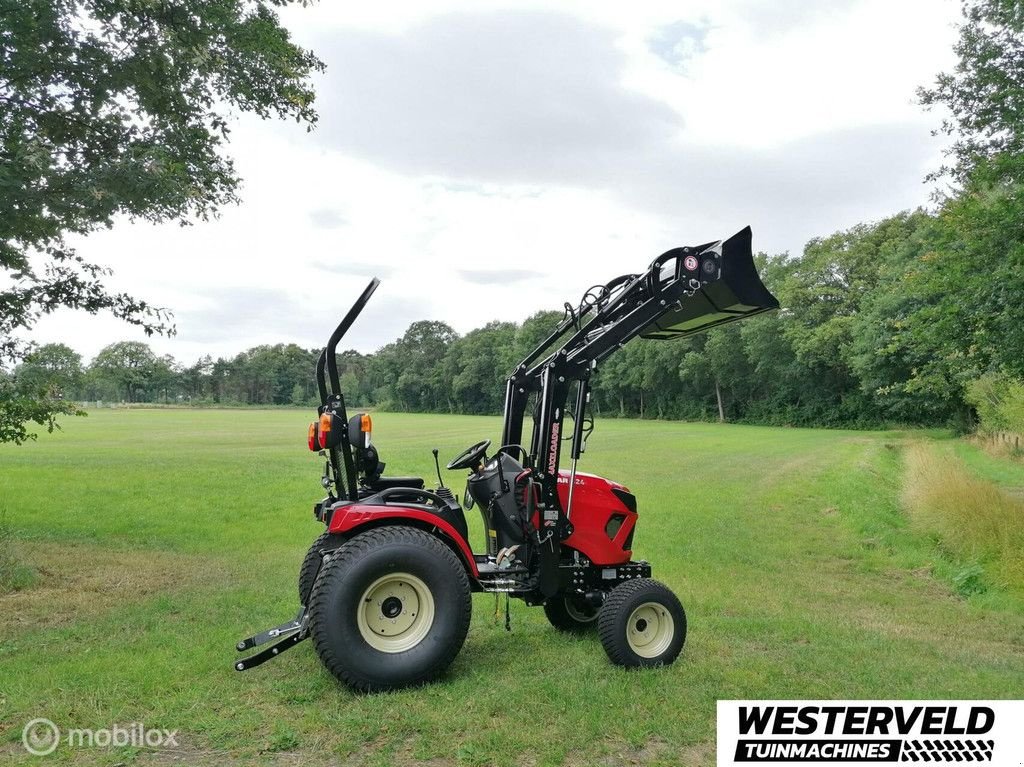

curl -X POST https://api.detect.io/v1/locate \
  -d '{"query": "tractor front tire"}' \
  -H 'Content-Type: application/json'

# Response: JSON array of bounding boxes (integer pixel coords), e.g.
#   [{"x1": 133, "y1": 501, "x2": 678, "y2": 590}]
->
[
  {"x1": 543, "y1": 595, "x2": 599, "y2": 633},
  {"x1": 597, "y1": 579, "x2": 686, "y2": 668},
  {"x1": 308, "y1": 526, "x2": 472, "y2": 692},
  {"x1": 299, "y1": 531, "x2": 345, "y2": 606}
]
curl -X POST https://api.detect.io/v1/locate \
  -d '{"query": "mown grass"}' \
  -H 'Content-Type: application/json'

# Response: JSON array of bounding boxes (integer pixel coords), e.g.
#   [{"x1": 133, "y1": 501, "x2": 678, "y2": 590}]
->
[
  {"x1": 902, "y1": 442, "x2": 1024, "y2": 597},
  {"x1": 954, "y1": 439, "x2": 1024, "y2": 488},
  {"x1": 1, "y1": 410, "x2": 1023, "y2": 766},
  {"x1": 0, "y1": 517, "x2": 37, "y2": 594}
]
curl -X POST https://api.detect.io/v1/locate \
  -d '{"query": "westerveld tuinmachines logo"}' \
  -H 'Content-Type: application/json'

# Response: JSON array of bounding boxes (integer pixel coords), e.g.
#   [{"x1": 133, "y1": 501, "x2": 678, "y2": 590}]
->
[{"x1": 717, "y1": 701, "x2": 1024, "y2": 766}]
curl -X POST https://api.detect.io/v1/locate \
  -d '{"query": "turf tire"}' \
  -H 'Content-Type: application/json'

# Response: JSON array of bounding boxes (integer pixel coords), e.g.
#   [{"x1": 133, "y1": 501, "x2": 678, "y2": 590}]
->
[
  {"x1": 299, "y1": 531, "x2": 345, "y2": 606},
  {"x1": 543, "y1": 595, "x2": 599, "y2": 633},
  {"x1": 308, "y1": 526, "x2": 472, "y2": 692},
  {"x1": 597, "y1": 578, "x2": 686, "y2": 668}
]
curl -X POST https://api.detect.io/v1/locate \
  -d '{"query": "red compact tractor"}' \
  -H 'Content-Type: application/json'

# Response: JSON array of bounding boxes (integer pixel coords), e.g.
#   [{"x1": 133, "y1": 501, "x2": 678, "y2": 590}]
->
[{"x1": 236, "y1": 227, "x2": 778, "y2": 691}]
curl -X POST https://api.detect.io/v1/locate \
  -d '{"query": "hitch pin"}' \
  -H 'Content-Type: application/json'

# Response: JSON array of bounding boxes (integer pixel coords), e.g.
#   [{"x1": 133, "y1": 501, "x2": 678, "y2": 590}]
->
[{"x1": 269, "y1": 624, "x2": 299, "y2": 638}]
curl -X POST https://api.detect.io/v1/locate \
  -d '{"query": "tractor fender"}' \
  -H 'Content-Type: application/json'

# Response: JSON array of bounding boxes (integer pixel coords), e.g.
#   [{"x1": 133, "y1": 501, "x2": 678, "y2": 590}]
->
[{"x1": 326, "y1": 503, "x2": 479, "y2": 578}]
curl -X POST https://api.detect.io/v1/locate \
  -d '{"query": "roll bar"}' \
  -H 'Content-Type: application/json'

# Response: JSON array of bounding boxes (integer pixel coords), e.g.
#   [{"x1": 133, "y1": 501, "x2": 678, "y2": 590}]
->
[
  {"x1": 316, "y1": 278, "x2": 380, "y2": 501},
  {"x1": 317, "y1": 278, "x2": 380, "y2": 405}
]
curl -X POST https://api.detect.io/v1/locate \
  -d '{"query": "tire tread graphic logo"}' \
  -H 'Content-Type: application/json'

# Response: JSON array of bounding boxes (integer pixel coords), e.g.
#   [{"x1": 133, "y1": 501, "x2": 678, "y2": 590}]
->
[{"x1": 901, "y1": 739, "x2": 994, "y2": 762}]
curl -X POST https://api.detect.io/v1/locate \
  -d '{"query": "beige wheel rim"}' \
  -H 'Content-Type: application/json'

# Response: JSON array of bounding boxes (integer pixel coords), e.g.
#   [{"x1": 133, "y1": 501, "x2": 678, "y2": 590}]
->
[
  {"x1": 626, "y1": 601, "x2": 675, "y2": 658},
  {"x1": 357, "y1": 573, "x2": 435, "y2": 653}
]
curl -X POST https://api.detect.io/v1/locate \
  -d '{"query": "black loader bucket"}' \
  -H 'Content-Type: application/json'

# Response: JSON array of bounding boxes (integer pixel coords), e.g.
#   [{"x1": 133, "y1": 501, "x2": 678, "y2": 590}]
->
[{"x1": 640, "y1": 226, "x2": 779, "y2": 340}]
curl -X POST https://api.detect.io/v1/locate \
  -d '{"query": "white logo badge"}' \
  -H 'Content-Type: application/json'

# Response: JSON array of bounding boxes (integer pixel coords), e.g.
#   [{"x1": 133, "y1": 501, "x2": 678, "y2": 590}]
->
[{"x1": 23, "y1": 718, "x2": 60, "y2": 756}]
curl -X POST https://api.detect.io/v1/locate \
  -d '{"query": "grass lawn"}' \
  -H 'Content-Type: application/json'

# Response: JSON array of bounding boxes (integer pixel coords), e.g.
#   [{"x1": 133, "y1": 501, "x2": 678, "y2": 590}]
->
[{"x1": 1, "y1": 410, "x2": 1022, "y2": 766}]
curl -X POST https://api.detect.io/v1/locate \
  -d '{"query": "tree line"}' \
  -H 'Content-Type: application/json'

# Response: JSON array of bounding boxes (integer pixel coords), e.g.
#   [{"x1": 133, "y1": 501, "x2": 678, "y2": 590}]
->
[{"x1": 13, "y1": 186, "x2": 1024, "y2": 434}]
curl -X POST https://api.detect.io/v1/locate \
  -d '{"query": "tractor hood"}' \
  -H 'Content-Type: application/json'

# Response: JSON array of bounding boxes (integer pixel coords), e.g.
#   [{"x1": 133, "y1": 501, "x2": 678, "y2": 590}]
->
[{"x1": 639, "y1": 226, "x2": 779, "y2": 340}]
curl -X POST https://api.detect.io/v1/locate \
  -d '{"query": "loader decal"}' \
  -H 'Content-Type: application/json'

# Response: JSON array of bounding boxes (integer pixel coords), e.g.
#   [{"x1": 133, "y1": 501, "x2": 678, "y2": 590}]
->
[{"x1": 547, "y1": 421, "x2": 560, "y2": 474}]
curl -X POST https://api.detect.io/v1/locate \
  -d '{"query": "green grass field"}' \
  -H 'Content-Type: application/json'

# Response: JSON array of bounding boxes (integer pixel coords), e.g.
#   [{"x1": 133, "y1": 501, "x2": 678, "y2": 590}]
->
[{"x1": 1, "y1": 410, "x2": 1023, "y2": 766}]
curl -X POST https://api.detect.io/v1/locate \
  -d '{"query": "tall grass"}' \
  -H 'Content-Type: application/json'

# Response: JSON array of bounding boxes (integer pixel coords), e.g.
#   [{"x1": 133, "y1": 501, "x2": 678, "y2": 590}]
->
[
  {"x1": 968, "y1": 432, "x2": 1024, "y2": 463},
  {"x1": 902, "y1": 443, "x2": 1024, "y2": 594}
]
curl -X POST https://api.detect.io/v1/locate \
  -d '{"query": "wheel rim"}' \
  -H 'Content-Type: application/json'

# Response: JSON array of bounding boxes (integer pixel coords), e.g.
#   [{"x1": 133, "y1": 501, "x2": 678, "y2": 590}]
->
[
  {"x1": 356, "y1": 573, "x2": 435, "y2": 653},
  {"x1": 565, "y1": 598, "x2": 598, "y2": 623},
  {"x1": 626, "y1": 601, "x2": 675, "y2": 658}
]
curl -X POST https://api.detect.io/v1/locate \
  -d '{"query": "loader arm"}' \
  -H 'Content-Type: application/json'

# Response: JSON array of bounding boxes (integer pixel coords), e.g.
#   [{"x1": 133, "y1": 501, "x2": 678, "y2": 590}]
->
[{"x1": 500, "y1": 226, "x2": 778, "y2": 595}]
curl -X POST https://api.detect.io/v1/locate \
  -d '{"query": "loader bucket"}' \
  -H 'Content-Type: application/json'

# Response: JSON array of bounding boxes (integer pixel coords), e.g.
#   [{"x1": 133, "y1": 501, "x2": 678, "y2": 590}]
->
[{"x1": 640, "y1": 226, "x2": 779, "y2": 340}]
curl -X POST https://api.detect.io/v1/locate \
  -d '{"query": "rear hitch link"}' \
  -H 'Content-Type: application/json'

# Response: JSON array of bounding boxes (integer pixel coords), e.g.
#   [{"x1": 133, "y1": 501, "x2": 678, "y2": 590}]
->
[
  {"x1": 234, "y1": 607, "x2": 309, "y2": 671},
  {"x1": 235, "y1": 546, "x2": 334, "y2": 670}
]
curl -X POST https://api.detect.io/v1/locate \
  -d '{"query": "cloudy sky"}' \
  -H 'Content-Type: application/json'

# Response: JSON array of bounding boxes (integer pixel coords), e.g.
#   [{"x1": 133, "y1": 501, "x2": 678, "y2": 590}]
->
[{"x1": 35, "y1": 0, "x2": 961, "y2": 364}]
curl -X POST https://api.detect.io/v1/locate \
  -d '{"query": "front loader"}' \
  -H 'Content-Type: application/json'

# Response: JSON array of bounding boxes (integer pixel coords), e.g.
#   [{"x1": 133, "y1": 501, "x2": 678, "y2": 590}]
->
[{"x1": 235, "y1": 226, "x2": 778, "y2": 692}]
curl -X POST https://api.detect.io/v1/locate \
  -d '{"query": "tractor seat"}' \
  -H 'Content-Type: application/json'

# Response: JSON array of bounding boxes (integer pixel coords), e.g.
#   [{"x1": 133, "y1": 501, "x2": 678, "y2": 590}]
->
[
  {"x1": 347, "y1": 412, "x2": 423, "y2": 494},
  {"x1": 367, "y1": 476, "x2": 425, "y2": 491}
]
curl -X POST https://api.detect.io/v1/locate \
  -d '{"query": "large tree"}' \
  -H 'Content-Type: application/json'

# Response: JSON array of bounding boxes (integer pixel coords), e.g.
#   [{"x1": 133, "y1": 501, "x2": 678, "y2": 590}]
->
[
  {"x1": 91, "y1": 341, "x2": 158, "y2": 402},
  {"x1": 919, "y1": 0, "x2": 1024, "y2": 185},
  {"x1": 906, "y1": 0, "x2": 1024, "y2": 421},
  {"x1": 14, "y1": 343, "x2": 83, "y2": 395},
  {"x1": 1, "y1": 0, "x2": 322, "y2": 441},
  {"x1": 445, "y1": 322, "x2": 517, "y2": 414},
  {"x1": 1, "y1": 342, "x2": 85, "y2": 441},
  {"x1": 393, "y1": 321, "x2": 459, "y2": 412}
]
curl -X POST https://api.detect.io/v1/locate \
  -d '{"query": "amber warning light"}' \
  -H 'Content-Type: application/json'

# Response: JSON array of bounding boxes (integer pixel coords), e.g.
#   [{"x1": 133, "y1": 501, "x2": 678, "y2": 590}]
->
[{"x1": 318, "y1": 413, "x2": 332, "y2": 449}]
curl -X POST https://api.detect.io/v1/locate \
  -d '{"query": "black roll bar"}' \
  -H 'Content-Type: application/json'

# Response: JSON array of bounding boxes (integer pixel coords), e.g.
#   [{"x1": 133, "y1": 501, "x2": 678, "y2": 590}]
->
[
  {"x1": 321, "y1": 278, "x2": 380, "y2": 403},
  {"x1": 316, "y1": 278, "x2": 380, "y2": 501},
  {"x1": 315, "y1": 349, "x2": 329, "y2": 404}
]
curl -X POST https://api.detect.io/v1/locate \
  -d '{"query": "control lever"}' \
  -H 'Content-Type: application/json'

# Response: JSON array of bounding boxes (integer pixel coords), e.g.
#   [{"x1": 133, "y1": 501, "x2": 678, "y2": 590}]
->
[{"x1": 431, "y1": 448, "x2": 446, "y2": 489}]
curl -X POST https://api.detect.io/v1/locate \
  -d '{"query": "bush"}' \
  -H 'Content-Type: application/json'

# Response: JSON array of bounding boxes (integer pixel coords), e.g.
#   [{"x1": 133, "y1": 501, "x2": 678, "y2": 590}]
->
[{"x1": 965, "y1": 373, "x2": 1024, "y2": 434}]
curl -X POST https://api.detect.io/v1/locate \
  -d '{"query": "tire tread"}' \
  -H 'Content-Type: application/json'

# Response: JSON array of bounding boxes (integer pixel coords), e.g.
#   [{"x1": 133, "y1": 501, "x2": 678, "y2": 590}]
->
[
  {"x1": 543, "y1": 597, "x2": 598, "y2": 633},
  {"x1": 597, "y1": 578, "x2": 686, "y2": 667},
  {"x1": 308, "y1": 525, "x2": 472, "y2": 692},
  {"x1": 299, "y1": 530, "x2": 344, "y2": 605}
]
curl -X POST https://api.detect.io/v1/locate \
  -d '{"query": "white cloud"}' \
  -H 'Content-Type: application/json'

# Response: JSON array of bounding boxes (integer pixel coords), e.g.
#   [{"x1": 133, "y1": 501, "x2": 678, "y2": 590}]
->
[{"x1": 29, "y1": 0, "x2": 962, "y2": 366}]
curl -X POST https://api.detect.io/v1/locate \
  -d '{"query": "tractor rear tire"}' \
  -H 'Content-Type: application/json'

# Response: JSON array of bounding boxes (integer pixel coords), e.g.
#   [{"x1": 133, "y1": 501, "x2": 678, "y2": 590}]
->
[
  {"x1": 597, "y1": 578, "x2": 686, "y2": 668},
  {"x1": 299, "y1": 531, "x2": 345, "y2": 606},
  {"x1": 308, "y1": 526, "x2": 472, "y2": 692},
  {"x1": 543, "y1": 595, "x2": 599, "y2": 633}
]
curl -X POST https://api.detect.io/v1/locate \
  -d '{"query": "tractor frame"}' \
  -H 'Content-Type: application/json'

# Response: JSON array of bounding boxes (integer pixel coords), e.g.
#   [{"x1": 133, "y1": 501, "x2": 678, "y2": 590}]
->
[{"x1": 235, "y1": 226, "x2": 778, "y2": 691}]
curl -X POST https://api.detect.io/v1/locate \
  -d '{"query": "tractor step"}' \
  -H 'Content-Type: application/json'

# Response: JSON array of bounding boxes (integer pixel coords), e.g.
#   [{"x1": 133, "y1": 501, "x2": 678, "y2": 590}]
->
[{"x1": 234, "y1": 608, "x2": 308, "y2": 671}]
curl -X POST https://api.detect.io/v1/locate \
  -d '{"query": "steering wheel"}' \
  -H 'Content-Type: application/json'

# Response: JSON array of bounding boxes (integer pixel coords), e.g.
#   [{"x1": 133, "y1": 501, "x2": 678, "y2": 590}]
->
[{"x1": 446, "y1": 439, "x2": 491, "y2": 471}]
